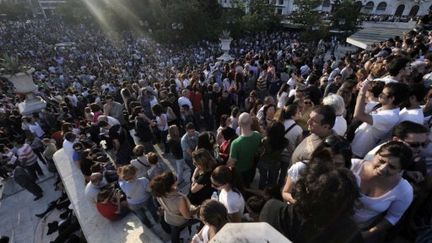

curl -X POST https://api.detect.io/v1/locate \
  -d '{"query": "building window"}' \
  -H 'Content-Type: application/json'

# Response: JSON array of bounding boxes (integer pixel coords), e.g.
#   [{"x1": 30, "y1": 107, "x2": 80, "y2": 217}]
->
[
  {"x1": 364, "y1": 1, "x2": 374, "y2": 11},
  {"x1": 376, "y1": 2, "x2": 387, "y2": 12},
  {"x1": 277, "y1": 8, "x2": 283, "y2": 15},
  {"x1": 279, "y1": 0, "x2": 284, "y2": 5}
]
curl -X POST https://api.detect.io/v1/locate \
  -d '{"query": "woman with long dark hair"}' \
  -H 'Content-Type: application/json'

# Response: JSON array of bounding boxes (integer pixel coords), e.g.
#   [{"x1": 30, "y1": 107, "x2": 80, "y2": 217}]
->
[
  {"x1": 351, "y1": 141, "x2": 414, "y2": 241},
  {"x1": 188, "y1": 149, "x2": 217, "y2": 206},
  {"x1": 257, "y1": 121, "x2": 287, "y2": 189},
  {"x1": 191, "y1": 199, "x2": 229, "y2": 243},
  {"x1": 151, "y1": 172, "x2": 199, "y2": 243},
  {"x1": 260, "y1": 166, "x2": 362, "y2": 243},
  {"x1": 211, "y1": 165, "x2": 245, "y2": 222}
]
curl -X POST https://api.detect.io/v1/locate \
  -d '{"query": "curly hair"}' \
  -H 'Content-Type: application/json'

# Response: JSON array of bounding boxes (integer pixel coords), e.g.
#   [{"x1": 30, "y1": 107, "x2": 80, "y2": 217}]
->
[
  {"x1": 293, "y1": 167, "x2": 359, "y2": 226},
  {"x1": 150, "y1": 171, "x2": 176, "y2": 197},
  {"x1": 199, "y1": 199, "x2": 229, "y2": 232}
]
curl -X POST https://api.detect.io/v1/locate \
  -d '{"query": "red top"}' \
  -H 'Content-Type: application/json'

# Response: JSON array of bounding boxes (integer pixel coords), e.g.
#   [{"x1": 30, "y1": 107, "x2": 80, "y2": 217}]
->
[
  {"x1": 189, "y1": 92, "x2": 202, "y2": 113},
  {"x1": 219, "y1": 139, "x2": 232, "y2": 163},
  {"x1": 96, "y1": 202, "x2": 119, "y2": 221}
]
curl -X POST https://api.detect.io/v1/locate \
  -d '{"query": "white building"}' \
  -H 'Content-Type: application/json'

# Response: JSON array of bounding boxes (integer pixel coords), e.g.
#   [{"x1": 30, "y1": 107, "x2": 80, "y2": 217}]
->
[{"x1": 218, "y1": 0, "x2": 432, "y2": 17}]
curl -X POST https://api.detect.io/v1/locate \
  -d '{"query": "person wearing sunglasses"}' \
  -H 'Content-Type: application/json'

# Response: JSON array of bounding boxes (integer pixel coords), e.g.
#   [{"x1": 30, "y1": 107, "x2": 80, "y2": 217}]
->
[
  {"x1": 210, "y1": 165, "x2": 245, "y2": 223},
  {"x1": 351, "y1": 141, "x2": 413, "y2": 242},
  {"x1": 352, "y1": 82, "x2": 409, "y2": 158},
  {"x1": 364, "y1": 121, "x2": 429, "y2": 185},
  {"x1": 282, "y1": 135, "x2": 352, "y2": 204},
  {"x1": 399, "y1": 83, "x2": 426, "y2": 125}
]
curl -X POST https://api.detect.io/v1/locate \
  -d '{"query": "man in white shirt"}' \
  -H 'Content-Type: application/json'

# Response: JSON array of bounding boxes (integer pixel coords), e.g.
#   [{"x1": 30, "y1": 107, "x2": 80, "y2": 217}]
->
[
  {"x1": 62, "y1": 132, "x2": 77, "y2": 163},
  {"x1": 352, "y1": 82, "x2": 409, "y2": 158},
  {"x1": 27, "y1": 118, "x2": 45, "y2": 139},
  {"x1": 178, "y1": 89, "x2": 193, "y2": 110},
  {"x1": 85, "y1": 173, "x2": 107, "y2": 204},
  {"x1": 399, "y1": 83, "x2": 426, "y2": 124},
  {"x1": 322, "y1": 94, "x2": 347, "y2": 136},
  {"x1": 328, "y1": 61, "x2": 343, "y2": 82},
  {"x1": 374, "y1": 56, "x2": 410, "y2": 84},
  {"x1": 256, "y1": 96, "x2": 275, "y2": 121}
]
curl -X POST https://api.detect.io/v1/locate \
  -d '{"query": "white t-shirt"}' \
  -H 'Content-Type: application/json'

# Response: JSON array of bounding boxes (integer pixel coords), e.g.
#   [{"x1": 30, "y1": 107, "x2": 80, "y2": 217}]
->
[
  {"x1": 178, "y1": 96, "x2": 193, "y2": 110},
  {"x1": 156, "y1": 113, "x2": 169, "y2": 131},
  {"x1": 97, "y1": 116, "x2": 120, "y2": 126},
  {"x1": 130, "y1": 156, "x2": 151, "y2": 178},
  {"x1": 84, "y1": 178, "x2": 107, "y2": 204},
  {"x1": 374, "y1": 76, "x2": 398, "y2": 84},
  {"x1": 277, "y1": 92, "x2": 289, "y2": 109},
  {"x1": 85, "y1": 182, "x2": 100, "y2": 204},
  {"x1": 219, "y1": 189, "x2": 245, "y2": 215},
  {"x1": 283, "y1": 119, "x2": 303, "y2": 149},
  {"x1": 351, "y1": 108, "x2": 400, "y2": 158},
  {"x1": 191, "y1": 225, "x2": 210, "y2": 243},
  {"x1": 351, "y1": 159, "x2": 413, "y2": 227},
  {"x1": 62, "y1": 139, "x2": 75, "y2": 162},
  {"x1": 399, "y1": 107, "x2": 424, "y2": 125},
  {"x1": 287, "y1": 161, "x2": 307, "y2": 183},
  {"x1": 365, "y1": 101, "x2": 379, "y2": 114},
  {"x1": 28, "y1": 122, "x2": 45, "y2": 138},
  {"x1": 363, "y1": 143, "x2": 384, "y2": 161},
  {"x1": 333, "y1": 115, "x2": 347, "y2": 136},
  {"x1": 287, "y1": 77, "x2": 296, "y2": 88}
]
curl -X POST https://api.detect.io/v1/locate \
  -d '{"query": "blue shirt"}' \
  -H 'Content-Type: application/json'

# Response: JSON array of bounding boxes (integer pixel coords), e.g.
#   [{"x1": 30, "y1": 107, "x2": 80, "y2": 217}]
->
[{"x1": 119, "y1": 177, "x2": 150, "y2": 205}]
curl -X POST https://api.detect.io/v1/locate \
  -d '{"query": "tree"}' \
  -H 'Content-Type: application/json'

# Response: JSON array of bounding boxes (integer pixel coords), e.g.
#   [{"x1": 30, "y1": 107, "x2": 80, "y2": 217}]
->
[
  {"x1": 331, "y1": 0, "x2": 361, "y2": 33},
  {"x1": 292, "y1": 0, "x2": 326, "y2": 41}
]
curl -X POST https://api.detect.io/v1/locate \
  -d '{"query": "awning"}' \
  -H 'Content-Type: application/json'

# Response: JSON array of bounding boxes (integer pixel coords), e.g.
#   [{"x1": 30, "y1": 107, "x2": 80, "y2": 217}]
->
[{"x1": 346, "y1": 22, "x2": 415, "y2": 50}]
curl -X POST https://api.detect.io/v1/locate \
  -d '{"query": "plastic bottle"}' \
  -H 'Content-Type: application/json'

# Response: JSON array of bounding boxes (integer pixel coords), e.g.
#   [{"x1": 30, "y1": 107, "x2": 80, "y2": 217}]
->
[{"x1": 211, "y1": 191, "x2": 218, "y2": 201}]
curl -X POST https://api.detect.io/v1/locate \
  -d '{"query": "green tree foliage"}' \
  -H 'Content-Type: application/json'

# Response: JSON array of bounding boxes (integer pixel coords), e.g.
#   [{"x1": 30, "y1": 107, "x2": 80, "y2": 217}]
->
[
  {"x1": 292, "y1": 0, "x2": 327, "y2": 41},
  {"x1": 55, "y1": 0, "x2": 284, "y2": 44},
  {"x1": 331, "y1": 0, "x2": 361, "y2": 33}
]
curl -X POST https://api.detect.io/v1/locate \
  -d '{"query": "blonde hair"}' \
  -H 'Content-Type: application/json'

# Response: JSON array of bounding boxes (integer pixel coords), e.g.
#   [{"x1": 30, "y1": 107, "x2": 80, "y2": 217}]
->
[
  {"x1": 133, "y1": 145, "x2": 145, "y2": 156},
  {"x1": 117, "y1": 165, "x2": 137, "y2": 181},
  {"x1": 168, "y1": 125, "x2": 180, "y2": 140},
  {"x1": 147, "y1": 152, "x2": 159, "y2": 165}
]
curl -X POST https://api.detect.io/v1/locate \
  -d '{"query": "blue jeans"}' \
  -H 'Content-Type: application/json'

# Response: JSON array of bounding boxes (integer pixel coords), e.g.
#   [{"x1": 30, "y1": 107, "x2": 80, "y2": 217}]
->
[{"x1": 128, "y1": 197, "x2": 158, "y2": 227}]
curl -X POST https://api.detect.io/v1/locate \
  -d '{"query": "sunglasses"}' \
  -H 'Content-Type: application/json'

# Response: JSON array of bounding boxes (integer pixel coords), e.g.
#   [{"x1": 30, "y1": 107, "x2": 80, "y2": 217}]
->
[{"x1": 405, "y1": 141, "x2": 428, "y2": 148}]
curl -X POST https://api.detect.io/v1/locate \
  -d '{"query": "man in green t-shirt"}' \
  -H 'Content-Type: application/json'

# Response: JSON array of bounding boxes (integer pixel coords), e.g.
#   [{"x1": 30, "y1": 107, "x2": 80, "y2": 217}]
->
[{"x1": 228, "y1": 112, "x2": 262, "y2": 187}]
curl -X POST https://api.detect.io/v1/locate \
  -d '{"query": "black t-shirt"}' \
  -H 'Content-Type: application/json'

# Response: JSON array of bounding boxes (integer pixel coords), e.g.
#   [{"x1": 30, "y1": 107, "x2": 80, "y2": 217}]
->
[
  {"x1": 80, "y1": 158, "x2": 94, "y2": 177},
  {"x1": 109, "y1": 125, "x2": 125, "y2": 143},
  {"x1": 167, "y1": 138, "x2": 183, "y2": 160},
  {"x1": 188, "y1": 171, "x2": 215, "y2": 206},
  {"x1": 259, "y1": 199, "x2": 363, "y2": 243}
]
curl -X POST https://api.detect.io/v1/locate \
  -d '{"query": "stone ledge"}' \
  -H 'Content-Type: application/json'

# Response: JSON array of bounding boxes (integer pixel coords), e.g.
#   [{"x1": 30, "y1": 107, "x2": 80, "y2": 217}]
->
[
  {"x1": 211, "y1": 222, "x2": 291, "y2": 243},
  {"x1": 53, "y1": 149, "x2": 162, "y2": 243}
]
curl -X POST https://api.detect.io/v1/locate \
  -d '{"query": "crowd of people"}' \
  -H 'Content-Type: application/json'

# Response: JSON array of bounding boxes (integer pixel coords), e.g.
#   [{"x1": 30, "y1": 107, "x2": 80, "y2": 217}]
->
[{"x1": 1, "y1": 15, "x2": 432, "y2": 243}]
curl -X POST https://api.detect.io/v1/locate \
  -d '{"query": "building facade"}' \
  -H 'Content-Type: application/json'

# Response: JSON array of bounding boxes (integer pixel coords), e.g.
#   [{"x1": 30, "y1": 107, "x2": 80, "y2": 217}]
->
[{"x1": 218, "y1": 0, "x2": 432, "y2": 17}]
